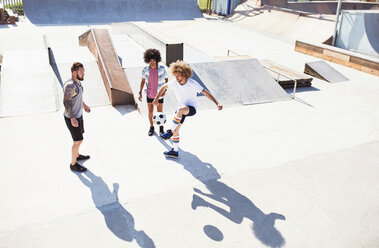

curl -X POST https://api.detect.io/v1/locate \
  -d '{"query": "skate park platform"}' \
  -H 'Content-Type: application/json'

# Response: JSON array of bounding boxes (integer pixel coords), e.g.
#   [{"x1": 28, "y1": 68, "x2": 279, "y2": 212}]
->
[
  {"x1": 1, "y1": 1, "x2": 379, "y2": 247},
  {"x1": 125, "y1": 59, "x2": 290, "y2": 115}
]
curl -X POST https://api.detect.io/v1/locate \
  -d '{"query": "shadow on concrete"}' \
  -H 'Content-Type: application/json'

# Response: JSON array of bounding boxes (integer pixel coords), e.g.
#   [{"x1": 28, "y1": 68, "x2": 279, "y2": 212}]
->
[
  {"x1": 154, "y1": 134, "x2": 286, "y2": 247},
  {"x1": 114, "y1": 105, "x2": 138, "y2": 116},
  {"x1": 75, "y1": 170, "x2": 155, "y2": 248},
  {"x1": 203, "y1": 224, "x2": 224, "y2": 241},
  {"x1": 284, "y1": 85, "x2": 320, "y2": 94},
  {"x1": 192, "y1": 180, "x2": 286, "y2": 248},
  {"x1": 48, "y1": 48, "x2": 63, "y2": 88}
]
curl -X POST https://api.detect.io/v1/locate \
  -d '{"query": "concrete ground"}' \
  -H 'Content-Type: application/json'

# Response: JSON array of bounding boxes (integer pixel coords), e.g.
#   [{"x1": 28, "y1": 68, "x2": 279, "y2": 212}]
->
[{"x1": 0, "y1": 12, "x2": 379, "y2": 248}]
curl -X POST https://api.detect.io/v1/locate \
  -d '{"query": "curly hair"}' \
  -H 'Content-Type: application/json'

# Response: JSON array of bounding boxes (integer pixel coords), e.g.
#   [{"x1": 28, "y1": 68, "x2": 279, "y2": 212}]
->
[
  {"x1": 169, "y1": 60, "x2": 192, "y2": 79},
  {"x1": 143, "y1": 49, "x2": 162, "y2": 64}
]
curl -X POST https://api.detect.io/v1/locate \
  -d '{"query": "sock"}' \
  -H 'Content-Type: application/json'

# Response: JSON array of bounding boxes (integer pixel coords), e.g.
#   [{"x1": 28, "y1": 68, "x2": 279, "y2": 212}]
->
[
  {"x1": 172, "y1": 136, "x2": 180, "y2": 152},
  {"x1": 171, "y1": 115, "x2": 182, "y2": 131}
]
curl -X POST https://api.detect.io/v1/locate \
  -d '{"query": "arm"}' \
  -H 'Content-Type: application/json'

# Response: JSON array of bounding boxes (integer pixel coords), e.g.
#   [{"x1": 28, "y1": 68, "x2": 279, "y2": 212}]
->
[
  {"x1": 83, "y1": 102, "x2": 91, "y2": 113},
  {"x1": 138, "y1": 78, "x2": 145, "y2": 102},
  {"x1": 161, "y1": 78, "x2": 168, "y2": 97},
  {"x1": 201, "y1": 89, "x2": 223, "y2": 110},
  {"x1": 153, "y1": 84, "x2": 168, "y2": 107},
  {"x1": 63, "y1": 84, "x2": 79, "y2": 127}
]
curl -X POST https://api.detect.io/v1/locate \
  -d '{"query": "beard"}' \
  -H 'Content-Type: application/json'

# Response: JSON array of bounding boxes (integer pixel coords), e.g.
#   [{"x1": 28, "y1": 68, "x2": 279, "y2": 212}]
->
[{"x1": 77, "y1": 75, "x2": 84, "y2": 81}]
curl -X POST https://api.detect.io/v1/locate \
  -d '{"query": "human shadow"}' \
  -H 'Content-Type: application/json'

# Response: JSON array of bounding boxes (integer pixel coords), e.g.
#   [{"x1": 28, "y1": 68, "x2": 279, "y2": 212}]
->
[
  {"x1": 75, "y1": 170, "x2": 155, "y2": 248},
  {"x1": 159, "y1": 144, "x2": 286, "y2": 247},
  {"x1": 192, "y1": 180, "x2": 286, "y2": 248}
]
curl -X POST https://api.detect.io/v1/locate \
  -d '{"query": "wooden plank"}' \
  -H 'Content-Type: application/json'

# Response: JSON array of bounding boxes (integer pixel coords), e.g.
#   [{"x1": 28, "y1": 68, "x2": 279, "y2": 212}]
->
[
  {"x1": 261, "y1": 59, "x2": 313, "y2": 88},
  {"x1": 295, "y1": 40, "x2": 379, "y2": 76},
  {"x1": 79, "y1": 28, "x2": 136, "y2": 106}
]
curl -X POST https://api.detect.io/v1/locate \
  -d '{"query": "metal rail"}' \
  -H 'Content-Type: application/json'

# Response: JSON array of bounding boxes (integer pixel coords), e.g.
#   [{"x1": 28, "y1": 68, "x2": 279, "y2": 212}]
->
[{"x1": 263, "y1": 66, "x2": 298, "y2": 99}]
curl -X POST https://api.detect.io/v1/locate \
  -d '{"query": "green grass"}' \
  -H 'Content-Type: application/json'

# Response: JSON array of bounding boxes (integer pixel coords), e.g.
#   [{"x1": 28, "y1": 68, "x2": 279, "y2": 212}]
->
[{"x1": 4, "y1": 2, "x2": 23, "y2": 14}]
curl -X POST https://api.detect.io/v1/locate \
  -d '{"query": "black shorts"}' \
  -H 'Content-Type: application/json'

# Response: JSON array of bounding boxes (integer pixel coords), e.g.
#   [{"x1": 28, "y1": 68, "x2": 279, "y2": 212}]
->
[
  {"x1": 147, "y1": 96, "x2": 164, "y2": 103},
  {"x1": 64, "y1": 116, "x2": 84, "y2": 141},
  {"x1": 180, "y1": 106, "x2": 196, "y2": 124}
]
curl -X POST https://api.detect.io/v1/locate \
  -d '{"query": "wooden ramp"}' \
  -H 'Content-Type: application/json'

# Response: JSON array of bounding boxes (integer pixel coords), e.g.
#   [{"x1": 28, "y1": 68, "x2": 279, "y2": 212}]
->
[
  {"x1": 261, "y1": 59, "x2": 313, "y2": 89},
  {"x1": 304, "y1": 61, "x2": 349, "y2": 83},
  {"x1": 79, "y1": 29, "x2": 135, "y2": 106}
]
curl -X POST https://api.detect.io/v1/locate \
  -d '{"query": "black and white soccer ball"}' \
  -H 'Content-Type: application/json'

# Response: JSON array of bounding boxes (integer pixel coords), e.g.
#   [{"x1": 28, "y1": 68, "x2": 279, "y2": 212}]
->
[{"x1": 153, "y1": 112, "x2": 167, "y2": 126}]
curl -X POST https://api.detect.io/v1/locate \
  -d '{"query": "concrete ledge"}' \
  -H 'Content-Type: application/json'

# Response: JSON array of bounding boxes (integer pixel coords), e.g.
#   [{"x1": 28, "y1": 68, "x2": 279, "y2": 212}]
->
[
  {"x1": 112, "y1": 22, "x2": 183, "y2": 66},
  {"x1": 295, "y1": 40, "x2": 379, "y2": 76},
  {"x1": 79, "y1": 29, "x2": 136, "y2": 106}
]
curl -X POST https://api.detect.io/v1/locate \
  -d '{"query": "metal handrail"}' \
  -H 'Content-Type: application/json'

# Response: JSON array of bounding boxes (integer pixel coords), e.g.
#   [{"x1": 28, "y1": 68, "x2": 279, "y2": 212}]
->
[{"x1": 263, "y1": 66, "x2": 298, "y2": 99}]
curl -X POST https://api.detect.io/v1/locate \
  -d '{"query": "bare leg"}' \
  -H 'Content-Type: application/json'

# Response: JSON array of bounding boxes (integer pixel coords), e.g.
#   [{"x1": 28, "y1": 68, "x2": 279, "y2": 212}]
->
[
  {"x1": 173, "y1": 106, "x2": 189, "y2": 136},
  {"x1": 71, "y1": 140, "x2": 83, "y2": 165},
  {"x1": 157, "y1": 102, "x2": 163, "y2": 112},
  {"x1": 147, "y1": 102, "x2": 154, "y2": 127}
]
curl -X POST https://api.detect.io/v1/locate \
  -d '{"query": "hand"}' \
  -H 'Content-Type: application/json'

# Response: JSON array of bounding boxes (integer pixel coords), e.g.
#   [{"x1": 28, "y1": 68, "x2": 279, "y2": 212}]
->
[
  {"x1": 217, "y1": 103, "x2": 223, "y2": 111},
  {"x1": 84, "y1": 105, "x2": 91, "y2": 113},
  {"x1": 153, "y1": 98, "x2": 159, "y2": 107},
  {"x1": 71, "y1": 118, "x2": 78, "y2": 127},
  {"x1": 138, "y1": 92, "x2": 142, "y2": 102}
]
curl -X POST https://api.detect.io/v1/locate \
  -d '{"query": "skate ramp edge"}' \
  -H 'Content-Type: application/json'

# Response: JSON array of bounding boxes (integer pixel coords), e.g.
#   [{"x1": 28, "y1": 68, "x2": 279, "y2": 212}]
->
[
  {"x1": 112, "y1": 22, "x2": 183, "y2": 66},
  {"x1": 295, "y1": 40, "x2": 379, "y2": 76},
  {"x1": 125, "y1": 59, "x2": 291, "y2": 114},
  {"x1": 336, "y1": 11, "x2": 379, "y2": 58},
  {"x1": 23, "y1": 0, "x2": 203, "y2": 25},
  {"x1": 79, "y1": 29, "x2": 136, "y2": 106},
  {"x1": 304, "y1": 61, "x2": 348, "y2": 83},
  {"x1": 0, "y1": 49, "x2": 61, "y2": 117},
  {"x1": 261, "y1": 0, "x2": 379, "y2": 14}
]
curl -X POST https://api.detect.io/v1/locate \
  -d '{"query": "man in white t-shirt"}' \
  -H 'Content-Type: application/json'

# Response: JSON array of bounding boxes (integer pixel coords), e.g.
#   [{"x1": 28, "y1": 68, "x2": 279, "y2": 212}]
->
[{"x1": 153, "y1": 60, "x2": 223, "y2": 158}]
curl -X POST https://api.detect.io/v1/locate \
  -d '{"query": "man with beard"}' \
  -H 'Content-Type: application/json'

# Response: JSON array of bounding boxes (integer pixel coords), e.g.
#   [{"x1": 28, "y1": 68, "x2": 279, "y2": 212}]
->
[{"x1": 63, "y1": 62, "x2": 91, "y2": 172}]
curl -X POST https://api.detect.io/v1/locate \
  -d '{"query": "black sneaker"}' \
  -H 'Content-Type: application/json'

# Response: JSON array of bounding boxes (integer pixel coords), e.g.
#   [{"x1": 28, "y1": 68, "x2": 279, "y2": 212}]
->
[
  {"x1": 161, "y1": 129, "x2": 173, "y2": 140},
  {"x1": 148, "y1": 126, "x2": 154, "y2": 136},
  {"x1": 159, "y1": 126, "x2": 164, "y2": 136},
  {"x1": 164, "y1": 148, "x2": 179, "y2": 158},
  {"x1": 77, "y1": 154, "x2": 90, "y2": 160},
  {"x1": 70, "y1": 162, "x2": 87, "y2": 172}
]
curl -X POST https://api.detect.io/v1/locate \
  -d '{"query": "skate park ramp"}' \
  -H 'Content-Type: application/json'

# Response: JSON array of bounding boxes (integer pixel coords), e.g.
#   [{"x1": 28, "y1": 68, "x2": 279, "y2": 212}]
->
[
  {"x1": 23, "y1": 0, "x2": 203, "y2": 25},
  {"x1": 124, "y1": 59, "x2": 291, "y2": 114},
  {"x1": 0, "y1": 49, "x2": 61, "y2": 117},
  {"x1": 48, "y1": 46, "x2": 111, "y2": 107},
  {"x1": 111, "y1": 25, "x2": 216, "y2": 69},
  {"x1": 336, "y1": 10, "x2": 379, "y2": 58},
  {"x1": 304, "y1": 61, "x2": 349, "y2": 83},
  {"x1": 228, "y1": 6, "x2": 335, "y2": 44}
]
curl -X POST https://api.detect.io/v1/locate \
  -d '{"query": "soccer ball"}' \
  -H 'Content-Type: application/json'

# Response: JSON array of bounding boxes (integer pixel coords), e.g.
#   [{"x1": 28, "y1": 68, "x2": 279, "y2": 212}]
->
[{"x1": 153, "y1": 112, "x2": 167, "y2": 126}]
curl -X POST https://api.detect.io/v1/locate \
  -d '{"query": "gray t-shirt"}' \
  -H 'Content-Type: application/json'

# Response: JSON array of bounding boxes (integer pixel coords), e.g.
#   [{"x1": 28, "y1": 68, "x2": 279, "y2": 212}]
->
[{"x1": 63, "y1": 79, "x2": 83, "y2": 119}]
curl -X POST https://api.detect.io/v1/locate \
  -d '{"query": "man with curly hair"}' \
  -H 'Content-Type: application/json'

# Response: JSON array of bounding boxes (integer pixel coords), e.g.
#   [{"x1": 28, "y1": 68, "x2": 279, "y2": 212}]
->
[
  {"x1": 153, "y1": 60, "x2": 223, "y2": 158},
  {"x1": 139, "y1": 49, "x2": 169, "y2": 136}
]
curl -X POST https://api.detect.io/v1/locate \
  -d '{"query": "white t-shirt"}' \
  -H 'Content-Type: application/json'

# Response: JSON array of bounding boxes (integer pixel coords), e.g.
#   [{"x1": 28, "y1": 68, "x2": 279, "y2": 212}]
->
[{"x1": 167, "y1": 78, "x2": 204, "y2": 110}]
